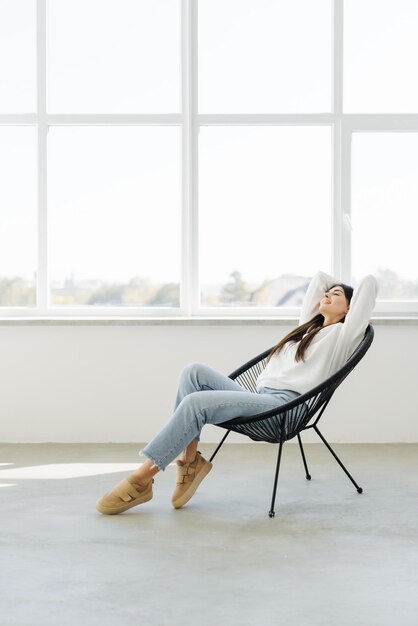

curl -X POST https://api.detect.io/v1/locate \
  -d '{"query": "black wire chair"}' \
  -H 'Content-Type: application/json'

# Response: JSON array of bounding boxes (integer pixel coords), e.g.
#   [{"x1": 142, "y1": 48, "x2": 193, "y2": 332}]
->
[{"x1": 209, "y1": 324, "x2": 375, "y2": 517}]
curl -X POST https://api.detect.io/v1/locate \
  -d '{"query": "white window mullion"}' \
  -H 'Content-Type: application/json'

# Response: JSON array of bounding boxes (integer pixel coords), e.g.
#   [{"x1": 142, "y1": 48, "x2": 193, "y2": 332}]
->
[
  {"x1": 187, "y1": 0, "x2": 199, "y2": 316},
  {"x1": 36, "y1": 0, "x2": 48, "y2": 313},
  {"x1": 332, "y1": 0, "x2": 345, "y2": 281},
  {"x1": 198, "y1": 114, "x2": 334, "y2": 125},
  {"x1": 191, "y1": 0, "x2": 200, "y2": 317},
  {"x1": 332, "y1": 120, "x2": 343, "y2": 279},
  {"x1": 181, "y1": 0, "x2": 192, "y2": 316},
  {"x1": 45, "y1": 114, "x2": 182, "y2": 124},
  {"x1": 340, "y1": 121, "x2": 352, "y2": 284}
]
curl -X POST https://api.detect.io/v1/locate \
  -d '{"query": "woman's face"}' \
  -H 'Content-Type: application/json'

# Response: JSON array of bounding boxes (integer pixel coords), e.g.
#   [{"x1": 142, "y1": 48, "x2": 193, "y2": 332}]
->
[{"x1": 318, "y1": 285, "x2": 350, "y2": 322}]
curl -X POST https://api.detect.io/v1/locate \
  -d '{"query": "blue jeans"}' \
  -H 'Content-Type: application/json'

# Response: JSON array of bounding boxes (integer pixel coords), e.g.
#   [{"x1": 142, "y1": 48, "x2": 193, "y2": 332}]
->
[{"x1": 140, "y1": 363, "x2": 301, "y2": 471}]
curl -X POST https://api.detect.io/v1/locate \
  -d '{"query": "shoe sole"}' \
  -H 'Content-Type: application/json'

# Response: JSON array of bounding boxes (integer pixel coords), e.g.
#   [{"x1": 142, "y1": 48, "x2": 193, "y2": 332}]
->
[
  {"x1": 172, "y1": 461, "x2": 213, "y2": 509},
  {"x1": 96, "y1": 491, "x2": 153, "y2": 515}
]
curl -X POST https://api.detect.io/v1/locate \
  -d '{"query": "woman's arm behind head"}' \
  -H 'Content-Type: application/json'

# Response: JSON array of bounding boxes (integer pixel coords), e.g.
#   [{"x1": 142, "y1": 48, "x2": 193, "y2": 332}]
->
[
  {"x1": 339, "y1": 275, "x2": 379, "y2": 348},
  {"x1": 299, "y1": 271, "x2": 339, "y2": 325}
]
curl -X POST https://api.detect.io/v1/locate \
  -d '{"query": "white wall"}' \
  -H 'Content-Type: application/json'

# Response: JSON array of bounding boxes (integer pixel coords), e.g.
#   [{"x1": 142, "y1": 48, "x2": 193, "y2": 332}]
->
[{"x1": 0, "y1": 322, "x2": 416, "y2": 444}]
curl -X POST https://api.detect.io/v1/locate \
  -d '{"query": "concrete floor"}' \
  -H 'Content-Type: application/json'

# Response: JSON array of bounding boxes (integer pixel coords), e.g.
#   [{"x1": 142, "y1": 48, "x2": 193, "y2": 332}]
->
[{"x1": 0, "y1": 442, "x2": 417, "y2": 626}]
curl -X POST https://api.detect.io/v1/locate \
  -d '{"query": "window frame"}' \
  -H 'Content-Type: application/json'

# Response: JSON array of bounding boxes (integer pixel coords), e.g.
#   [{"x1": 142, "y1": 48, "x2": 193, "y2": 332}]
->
[{"x1": 0, "y1": 0, "x2": 417, "y2": 319}]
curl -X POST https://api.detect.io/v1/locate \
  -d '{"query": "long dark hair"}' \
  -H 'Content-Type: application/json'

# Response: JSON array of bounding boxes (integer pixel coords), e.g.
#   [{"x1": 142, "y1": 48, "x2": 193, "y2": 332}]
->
[{"x1": 267, "y1": 283, "x2": 354, "y2": 363}]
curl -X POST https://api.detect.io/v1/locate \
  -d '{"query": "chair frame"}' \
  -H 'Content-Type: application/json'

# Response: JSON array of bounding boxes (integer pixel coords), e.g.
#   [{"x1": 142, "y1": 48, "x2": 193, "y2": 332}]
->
[{"x1": 209, "y1": 324, "x2": 375, "y2": 517}]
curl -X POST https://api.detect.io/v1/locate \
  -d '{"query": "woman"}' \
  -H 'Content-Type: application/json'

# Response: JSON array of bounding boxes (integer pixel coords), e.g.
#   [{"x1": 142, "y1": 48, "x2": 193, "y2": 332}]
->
[{"x1": 96, "y1": 271, "x2": 378, "y2": 515}]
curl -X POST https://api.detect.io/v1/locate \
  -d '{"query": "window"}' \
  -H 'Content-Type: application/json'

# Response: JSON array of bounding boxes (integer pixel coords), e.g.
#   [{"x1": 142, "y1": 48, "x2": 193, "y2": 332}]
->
[
  {"x1": 1, "y1": 0, "x2": 417, "y2": 318},
  {"x1": 344, "y1": 0, "x2": 418, "y2": 113},
  {"x1": 0, "y1": 0, "x2": 36, "y2": 114},
  {"x1": 47, "y1": 0, "x2": 180, "y2": 113},
  {"x1": 48, "y1": 126, "x2": 181, "y2": 307},
  {"x1": 198, "y1": 0, "x2": 332, "y2": 113},
  {"x1": 351, "y1": 132, "x2": 418, "y2": 302},
  {"x1": 0, "y1": 126, "x2": 37, "y2": 306},
  {"x1": 199, "y1": 125, "x2": 332, "y2": 308}
]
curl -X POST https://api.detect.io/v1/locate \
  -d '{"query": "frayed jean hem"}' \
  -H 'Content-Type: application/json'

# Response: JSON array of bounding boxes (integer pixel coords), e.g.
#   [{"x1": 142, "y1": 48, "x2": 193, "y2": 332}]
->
[{"x1": 138, "y1": 448, "x2": 166, "y2": 472}]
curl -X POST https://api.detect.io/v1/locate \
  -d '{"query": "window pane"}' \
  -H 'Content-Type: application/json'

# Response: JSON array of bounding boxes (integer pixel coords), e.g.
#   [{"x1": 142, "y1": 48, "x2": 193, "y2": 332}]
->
[
  {"x1": 47, "y1": 0, "x2": 180, "y2": 113},
  {"x1": 351, "y1": 133, "x2": 418, "y2": 299},
  {"x1": 48, "y1": 126, "x2": 181, "y2": 306},
  {"x1": 199, "y1": 126, "x2": 332, "y2": 307},
  {"x1": 0, "y1": 126, "x2": 37, "y2": 306},
  {"x1": 0, "y1": 0, "x2": 36, "y2": 113},
  {"x1": 198, "y1": 0, "x2": 332, "y2": 114},
  {"x1": 344, "y1": 0, "x2": 418, "y2": 113}
]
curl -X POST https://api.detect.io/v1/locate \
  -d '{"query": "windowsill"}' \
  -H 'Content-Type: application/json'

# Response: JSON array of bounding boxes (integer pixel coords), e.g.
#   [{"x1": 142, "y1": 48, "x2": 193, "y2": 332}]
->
[{"x1": 0, "y1": 316, "x2": 418, "y2": 325}]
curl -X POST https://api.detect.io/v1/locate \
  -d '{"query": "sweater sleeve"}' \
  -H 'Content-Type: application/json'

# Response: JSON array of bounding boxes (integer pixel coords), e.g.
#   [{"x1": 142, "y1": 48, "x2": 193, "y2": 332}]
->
[
  {"x1": 333, "y1": 274, "x2": 379, "y2": 362},
  {"x1": 299, "y1": 271, "x2": 339, "y2": 325}
]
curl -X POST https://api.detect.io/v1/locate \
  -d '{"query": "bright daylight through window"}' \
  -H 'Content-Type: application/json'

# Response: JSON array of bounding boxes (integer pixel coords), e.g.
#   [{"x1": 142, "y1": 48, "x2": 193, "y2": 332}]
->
[{"x1": 1, "y1": 0, "x2": 418, "y2": 315}]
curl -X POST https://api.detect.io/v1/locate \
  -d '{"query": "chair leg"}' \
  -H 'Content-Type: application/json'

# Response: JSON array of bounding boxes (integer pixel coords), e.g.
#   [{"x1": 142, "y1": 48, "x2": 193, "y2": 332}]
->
[
  {"x1": 269, "y1": 433, "x2": 285, "y2": 518},
  {"x1": 209, "y1": 430, "x2": 231, "y2": 462},
  {"x1": 297, "y1": 434, "x2": 311, "y2": 480},
  {"x1": 313, "y1": 426, "x2": 363, "y2": 494}
]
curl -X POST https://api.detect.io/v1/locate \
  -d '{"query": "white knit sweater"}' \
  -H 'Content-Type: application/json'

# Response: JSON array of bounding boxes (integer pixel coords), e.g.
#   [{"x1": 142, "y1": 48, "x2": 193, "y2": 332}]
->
[{"x1": 256, "y1": 272, "x2": 379, "y2": 395}]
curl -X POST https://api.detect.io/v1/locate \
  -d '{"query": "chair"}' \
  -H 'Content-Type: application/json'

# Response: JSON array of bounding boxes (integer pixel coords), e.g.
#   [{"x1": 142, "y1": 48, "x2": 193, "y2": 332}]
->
[{"x1": 209, "y1": 324, "x2": 375, "y2": 517}]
